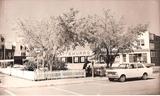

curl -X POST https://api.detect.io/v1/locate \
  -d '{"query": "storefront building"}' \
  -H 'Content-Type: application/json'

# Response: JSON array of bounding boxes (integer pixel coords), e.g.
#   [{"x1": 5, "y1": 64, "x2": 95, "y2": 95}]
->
[
  {"x1": 59, "y1": 31, "x2": 160, "y2": 69},
  {"x1": 0, "y1": 34, "x2": 14, "y2": 66},
  {"x1": 0, "y1": 35, "x2": 27, "y2": 65}
]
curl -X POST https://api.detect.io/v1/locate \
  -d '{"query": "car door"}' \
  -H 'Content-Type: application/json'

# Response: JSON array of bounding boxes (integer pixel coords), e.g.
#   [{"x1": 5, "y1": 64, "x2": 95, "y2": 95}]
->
[
  {"x1": 137, "y1": 63, "x2": 145, "y2": 77},
  {"x1": 127, "y1": 64, "x2": 139, "y2": 78}
]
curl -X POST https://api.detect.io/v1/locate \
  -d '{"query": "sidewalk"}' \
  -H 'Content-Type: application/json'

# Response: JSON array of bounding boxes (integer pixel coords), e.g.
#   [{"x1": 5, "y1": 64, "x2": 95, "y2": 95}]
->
[
  {"x1": 1, "y1": 72, "x2": 159, "y2": 89},
  {"x1": 0, "y1": 73, "x2": 107, "y2": 88}
]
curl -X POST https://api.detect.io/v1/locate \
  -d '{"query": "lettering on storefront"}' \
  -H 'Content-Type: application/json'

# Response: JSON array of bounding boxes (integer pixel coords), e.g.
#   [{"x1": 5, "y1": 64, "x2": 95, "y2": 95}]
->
[{"x1": 60, "y1": 51, "x2": 92, "y2": 57}]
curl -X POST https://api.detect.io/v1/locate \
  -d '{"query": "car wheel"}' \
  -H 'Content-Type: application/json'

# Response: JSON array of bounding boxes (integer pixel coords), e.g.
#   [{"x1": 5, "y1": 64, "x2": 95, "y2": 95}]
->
[
  {"x1": 142, "y1": 73, "x2": 148, "y2": 80},
  {"x1": 119, "y1": 75, "x2": 126, "y2": 82},
  {"x1": 108, "y1": 78, "x2": 114, "y2": 81}
]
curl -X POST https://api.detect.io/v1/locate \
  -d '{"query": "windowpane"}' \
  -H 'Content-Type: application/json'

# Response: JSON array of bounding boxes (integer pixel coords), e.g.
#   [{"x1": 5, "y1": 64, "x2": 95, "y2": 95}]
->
[
  {"x1": 151, "y1": 51, "x2": 156, "y2": 57},
  {"x1": 149, "y1": 34, "x2": 154, "y2": 40},
  {"x1": 137, "y1": 40, "x2": 140, "y2": 46},
  {"x1": 150, "y1": 43, "x2": 155, "y2": 50},
  {"x1": 81, "y1": 57, "x2": 85, "y2": 63},
  {"x1": 141, "y1": 39, "x2": 145, "y2": 46},
  {"x1": 129, "y1": 54, "x2": 134, "y2": 62},
  {"x1": 74, "y1": 57, "x2": 79, "y2": 63},
  {"x1": 142, "y1": 53, "x2": 147, "y2": 63},
  {"x1": 66, "y1": 57, "x2": 72, "y2": 63},
  {"x1": 129, "y1": 64, "x2": 137, "y2": 69},
  {"x1": 62, "y1": 57, "x2": 66, "y2": 62},
  {"x1": 123, "y1": 54, "x2": 126, "y2": 62}
]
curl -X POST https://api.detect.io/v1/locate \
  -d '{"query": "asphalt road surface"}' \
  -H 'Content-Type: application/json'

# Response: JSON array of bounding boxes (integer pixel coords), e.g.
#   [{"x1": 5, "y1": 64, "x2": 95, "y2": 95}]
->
[{"x1": 1, "y1": 73, "x2": 160, "y2": 95}]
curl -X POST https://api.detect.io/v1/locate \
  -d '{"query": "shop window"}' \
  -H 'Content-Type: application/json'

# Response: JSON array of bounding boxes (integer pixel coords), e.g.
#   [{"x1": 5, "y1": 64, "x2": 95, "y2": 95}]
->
[
  {"x1": 123, "y1": 54, "x2": 126, "y2": 62},
  {"x1": 80, "y1": 56, "x2": 85, "y2": 63},
  {"x1": 129, "y1": 54, "x2": 142, "y2": 63},
  {"x1": 61, "y1": 57, "x2": 66, "y2": 62},
  {"x1": 66, "y1": 57, "x2": 72, "y2": 63},
  {"x1": 74, "y1": 57, "x2": 79, "y2": 63},
  {"x1": 141, "y1": 53, "x2": 147, "y2": 63}
]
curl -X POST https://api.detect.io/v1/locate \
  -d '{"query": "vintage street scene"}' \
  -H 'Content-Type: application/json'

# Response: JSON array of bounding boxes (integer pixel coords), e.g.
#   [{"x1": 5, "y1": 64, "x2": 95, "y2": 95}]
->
[{"x1": 0, "y1": 0, "x2": 160, "y2": 95}]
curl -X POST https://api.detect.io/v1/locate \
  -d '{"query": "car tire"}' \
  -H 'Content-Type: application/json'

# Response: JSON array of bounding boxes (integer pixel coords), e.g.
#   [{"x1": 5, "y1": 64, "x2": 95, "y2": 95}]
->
[
  {"x1": 142, "y1": 73, "x2": 148, "y2": 80},
  {"x1": 108, "y1": 78, "x2": 114, "y2": 81},
  {"x1": 119, "y1": 75, "x2": 126, "y2": 82}
]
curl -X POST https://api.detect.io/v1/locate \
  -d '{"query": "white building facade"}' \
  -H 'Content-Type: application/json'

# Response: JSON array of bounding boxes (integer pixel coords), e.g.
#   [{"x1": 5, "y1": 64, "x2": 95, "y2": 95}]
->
[{"x1": 59, "y1": 31, "x2": 160, "y2": 69}]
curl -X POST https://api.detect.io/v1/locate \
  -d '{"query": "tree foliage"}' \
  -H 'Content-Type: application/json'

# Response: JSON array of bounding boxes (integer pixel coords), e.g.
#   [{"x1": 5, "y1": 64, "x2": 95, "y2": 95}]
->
[
  {"x1": 80, "y1": 10, "x2": 148, "y2": 68},
  {"x1": 17, "y1": 8, "x2": 84, "y2": 71},
  {"x1": 17, "y1": 8, "x2": 148, "y2": 70}
]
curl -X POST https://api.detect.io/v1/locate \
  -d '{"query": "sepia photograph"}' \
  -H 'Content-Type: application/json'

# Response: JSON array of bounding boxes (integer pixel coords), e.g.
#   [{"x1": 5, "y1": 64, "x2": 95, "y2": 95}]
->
[{"x1": 0, "y1": 0, "x2": 160, "y2": 95}]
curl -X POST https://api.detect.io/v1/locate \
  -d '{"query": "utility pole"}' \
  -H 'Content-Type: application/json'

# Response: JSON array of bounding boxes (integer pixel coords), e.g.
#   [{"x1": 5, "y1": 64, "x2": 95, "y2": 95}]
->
[
  {"x1": 3, "y1": 44, "x2": 5, "y2": 68},
  {"x1": 91, "y1": 60, "x2": 94, "y2": 78}
]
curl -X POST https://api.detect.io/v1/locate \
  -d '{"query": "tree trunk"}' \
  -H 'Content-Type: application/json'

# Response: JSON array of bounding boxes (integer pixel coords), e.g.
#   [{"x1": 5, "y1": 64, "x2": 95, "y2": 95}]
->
[{"x1": 50, "y1": 63, "x2": 52, "y2": 71}]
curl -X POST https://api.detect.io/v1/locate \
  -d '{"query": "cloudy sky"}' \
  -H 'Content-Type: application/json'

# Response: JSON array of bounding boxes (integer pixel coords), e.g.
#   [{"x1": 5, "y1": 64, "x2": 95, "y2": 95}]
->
[{"x1": 0, "y1": 0, "x2": 160, "y2": 43}]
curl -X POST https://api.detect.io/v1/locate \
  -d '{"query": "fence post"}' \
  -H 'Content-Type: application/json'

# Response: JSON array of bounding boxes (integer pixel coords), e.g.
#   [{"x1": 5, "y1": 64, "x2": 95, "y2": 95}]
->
[
  {"x1": 83, "y1": 69, "x2": 86, "y2": 77},
  {"x1": 60, "y1": 70, "x2": 63, "y2": 79}
]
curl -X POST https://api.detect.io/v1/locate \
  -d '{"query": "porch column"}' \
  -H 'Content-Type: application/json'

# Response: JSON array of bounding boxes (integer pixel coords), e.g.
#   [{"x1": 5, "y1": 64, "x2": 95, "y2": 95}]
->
[{"x1": 126, "y1": 54, "x2": 129, "y2": 63}]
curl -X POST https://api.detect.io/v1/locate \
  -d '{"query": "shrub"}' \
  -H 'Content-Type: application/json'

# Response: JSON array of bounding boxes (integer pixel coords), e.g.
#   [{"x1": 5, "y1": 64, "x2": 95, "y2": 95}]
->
[
  {"x1": 24, "y1": 60, "x2": 37, "y2": 71},
  {"x1": 47, "y1": 59, "x2": 68, "y2": 71}
]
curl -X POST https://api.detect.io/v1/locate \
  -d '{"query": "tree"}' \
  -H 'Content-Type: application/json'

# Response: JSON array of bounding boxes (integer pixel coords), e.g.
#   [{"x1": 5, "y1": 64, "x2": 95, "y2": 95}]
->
[
  {"x1": 80, "y1": 9, "x2": 148, "y2": 68},
  {"x1": 17, "y1": 8, "x2": 85, "y2": 71}
]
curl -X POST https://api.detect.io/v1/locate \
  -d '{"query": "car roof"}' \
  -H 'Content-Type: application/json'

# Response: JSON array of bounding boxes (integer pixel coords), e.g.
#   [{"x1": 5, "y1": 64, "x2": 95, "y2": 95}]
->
[{"x1": 120, "y1": 63, "x2": 143, "y2": 65}]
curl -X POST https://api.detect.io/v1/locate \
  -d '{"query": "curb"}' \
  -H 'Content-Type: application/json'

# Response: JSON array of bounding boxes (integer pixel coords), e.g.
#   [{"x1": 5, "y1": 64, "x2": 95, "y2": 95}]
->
[{"x1": 0, "y1": 77, "x2": 107, "y2": 88}]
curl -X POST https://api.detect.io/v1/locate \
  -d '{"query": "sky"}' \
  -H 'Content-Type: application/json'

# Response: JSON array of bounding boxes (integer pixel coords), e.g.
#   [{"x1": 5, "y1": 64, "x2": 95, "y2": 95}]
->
[{"x1": 0, "y1": 0, "x2": 160, "y2": 43}]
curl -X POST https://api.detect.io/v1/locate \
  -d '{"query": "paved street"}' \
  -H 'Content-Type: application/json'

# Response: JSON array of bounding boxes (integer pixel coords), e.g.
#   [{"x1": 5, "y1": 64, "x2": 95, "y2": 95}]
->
[{"x1": 0, "y1": 73, "x2": 160, "y2": 95}]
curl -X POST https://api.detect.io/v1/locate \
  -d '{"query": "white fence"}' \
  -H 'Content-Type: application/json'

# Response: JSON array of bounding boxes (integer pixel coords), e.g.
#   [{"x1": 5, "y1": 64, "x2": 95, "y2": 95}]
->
[
  {"x1": 35, "y1": 70, "x2": 86, "y2": 80},
  {"x1": 0, "y1": 59, "x2": 14, "y2": 63},
  {"x1": 0, "y1": 68, "x2": 35, "y2": 80},
  {"x1": 0, "y1": 68, "x2": 86, "y2": 81}
]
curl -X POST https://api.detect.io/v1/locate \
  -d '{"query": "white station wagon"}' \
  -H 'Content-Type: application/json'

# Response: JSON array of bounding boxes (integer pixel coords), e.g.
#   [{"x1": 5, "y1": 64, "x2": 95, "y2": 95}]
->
[{"x1": 106, "y1": 63, "x2": 153, "y2": 82}]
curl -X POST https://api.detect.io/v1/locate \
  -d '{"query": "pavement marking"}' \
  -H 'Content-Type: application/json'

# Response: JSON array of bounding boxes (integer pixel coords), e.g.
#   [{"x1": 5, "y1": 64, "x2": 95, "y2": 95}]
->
[
  {"x1": 51, "y1": 86, "x2": 83, "y2": 96},
  {"x1": 4, "y1": 89, "x2": 16, "y2": 96}
]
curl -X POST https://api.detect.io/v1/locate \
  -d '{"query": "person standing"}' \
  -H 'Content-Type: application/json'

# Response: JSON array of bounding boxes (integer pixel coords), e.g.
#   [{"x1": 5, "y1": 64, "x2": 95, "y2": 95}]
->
[{"x1": 83, "y1": 58, "x2": 90, "y2": 70}]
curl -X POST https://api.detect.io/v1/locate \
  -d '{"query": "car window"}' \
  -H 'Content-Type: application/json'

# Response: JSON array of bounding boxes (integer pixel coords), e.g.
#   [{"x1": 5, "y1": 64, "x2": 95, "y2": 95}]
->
[
  {"x1": 118, "y1": 64, "x2": 128, "y2": 69},
  {"x1": 137, "y1": 64, "x2": 144, "y2": 68},
  {"x1": 129, "y1": 64, "x2": 137, "y2": 69}
]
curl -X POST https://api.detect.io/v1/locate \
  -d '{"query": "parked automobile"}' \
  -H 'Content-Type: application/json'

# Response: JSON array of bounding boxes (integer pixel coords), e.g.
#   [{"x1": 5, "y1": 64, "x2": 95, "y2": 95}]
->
[
  {"x1": 92, "y1": 61, "x2": 106, "y2": 76},
  {"x1": 106, "y1": 63, "x2": 153, "y2": 82}
]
